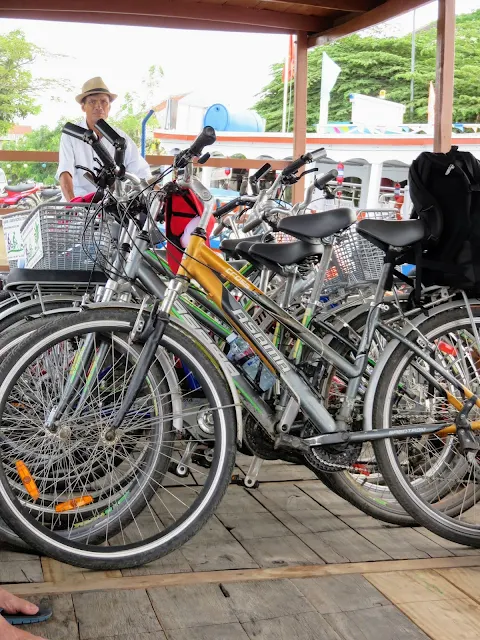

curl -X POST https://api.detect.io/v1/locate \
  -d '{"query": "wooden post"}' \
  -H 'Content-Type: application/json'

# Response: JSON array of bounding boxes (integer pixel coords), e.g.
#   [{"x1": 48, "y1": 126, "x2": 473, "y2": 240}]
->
[
  {"x1": 434, "y1": 0, "x2": 455, "y2": 153},
  {"x1": 292, "y1": 31, "x2": 308, "y2": 204}
]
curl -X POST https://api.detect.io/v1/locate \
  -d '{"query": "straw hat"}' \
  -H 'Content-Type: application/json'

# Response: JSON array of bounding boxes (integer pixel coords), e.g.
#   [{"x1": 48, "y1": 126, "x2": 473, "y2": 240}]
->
[{"x1": 76, "y1": 77, "x2": 117, "y2": 104}]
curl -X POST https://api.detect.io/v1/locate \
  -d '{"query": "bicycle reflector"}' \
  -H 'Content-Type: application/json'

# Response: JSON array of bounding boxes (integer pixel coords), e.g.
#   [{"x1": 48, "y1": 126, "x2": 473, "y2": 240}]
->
[
  {"x1": 55, "y1": 496, "x2": 94, "y2": 513},
  {"x1": 15, "y1": 460, "x2": 40, "y2": 501}
]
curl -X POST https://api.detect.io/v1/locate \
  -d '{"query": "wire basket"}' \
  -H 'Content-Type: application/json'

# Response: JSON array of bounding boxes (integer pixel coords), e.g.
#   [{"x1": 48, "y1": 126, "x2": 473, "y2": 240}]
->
[
  {"x1": 18, "y1": 202, "x2": 113, "y2": 271},
  {"x1": 326, "y1": 209, "x2": 399, "y2": 289},
  {"x1": 2, "y1": 209, "x2": 32, "y2": 270}
]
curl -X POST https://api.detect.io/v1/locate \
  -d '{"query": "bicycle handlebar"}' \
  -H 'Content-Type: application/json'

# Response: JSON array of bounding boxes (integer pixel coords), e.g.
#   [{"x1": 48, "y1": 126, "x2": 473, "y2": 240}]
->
[{"x1": 314, "y1": 169, "x2": 338, "y2": 190}]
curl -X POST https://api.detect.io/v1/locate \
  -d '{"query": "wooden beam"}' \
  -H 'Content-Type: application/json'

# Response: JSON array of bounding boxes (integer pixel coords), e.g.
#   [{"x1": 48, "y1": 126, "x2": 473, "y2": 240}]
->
[
  {"x1": 0, "y1": 9, "x2": 293, "y2": 33},
  {"x1": 0, "y1": 0, "x2": 330, "y2": 32},
  {"x1": 307, "y1": 0, "x2": 431, "y2": 47},
  {"x1": 292, "y1": 32, "x2": 308, "y2": 204},
  {"x1": 434, "y1": 0, "x2": 456, "y2": 153},
  {"x1": 0, "y1": 151, "x2": 289, "y2": 171},
  {"x1": 6, "y1": 556, "x2": 480, "y2": 598},
  {"x1": 258, "y1": 0, "x2": 375, "y2": 12}
]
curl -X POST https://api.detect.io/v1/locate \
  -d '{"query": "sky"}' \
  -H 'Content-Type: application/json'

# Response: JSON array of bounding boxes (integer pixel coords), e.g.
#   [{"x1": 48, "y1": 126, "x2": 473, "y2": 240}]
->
[{"x1": 2, "y1": 0, "x2": 480, "y2": 128}]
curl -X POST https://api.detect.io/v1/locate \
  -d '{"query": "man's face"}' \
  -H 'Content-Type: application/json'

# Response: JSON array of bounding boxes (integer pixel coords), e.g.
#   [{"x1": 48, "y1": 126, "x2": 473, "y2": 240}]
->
[{"x1": 81, "y1": 93, "x2": 111, "y2": 125}]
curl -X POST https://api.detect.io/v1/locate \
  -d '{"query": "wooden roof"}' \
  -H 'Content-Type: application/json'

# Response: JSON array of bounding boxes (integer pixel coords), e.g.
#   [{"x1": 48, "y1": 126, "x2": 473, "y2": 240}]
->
[{"x1": 0, "y1": 0, "x2": 430, "y2": 46}]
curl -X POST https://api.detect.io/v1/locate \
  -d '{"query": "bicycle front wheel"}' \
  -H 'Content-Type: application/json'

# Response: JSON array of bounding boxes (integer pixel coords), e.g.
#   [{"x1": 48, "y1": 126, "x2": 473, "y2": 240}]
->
[
  {"x1": 0, "y1": 309, "x2": 237, "y2": 569},
  {"x1": 373, "y1": 306, "x2": 480, "y2": 546}
]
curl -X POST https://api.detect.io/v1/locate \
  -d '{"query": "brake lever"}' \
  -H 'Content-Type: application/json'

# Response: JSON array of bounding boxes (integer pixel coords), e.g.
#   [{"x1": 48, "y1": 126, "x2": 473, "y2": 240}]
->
[{"x1": 297, "y1": 168, "x2": 318, "y2": 180}]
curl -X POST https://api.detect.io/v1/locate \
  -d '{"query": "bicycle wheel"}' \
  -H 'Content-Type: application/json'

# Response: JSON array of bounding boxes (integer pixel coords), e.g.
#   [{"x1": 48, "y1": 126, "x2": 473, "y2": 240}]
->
[
  {"x1": 0, "y1": 315, "x2": 73, "y2": 550},
  {"x1": 373, "y1": 306, "x2": 480, "y2": 546},
  {"x1": 0, "y1": 309, "x2": 237, "y2": 569},
  {"x1": 315, "y1": 308, "x2": 415, "y2": 525}
]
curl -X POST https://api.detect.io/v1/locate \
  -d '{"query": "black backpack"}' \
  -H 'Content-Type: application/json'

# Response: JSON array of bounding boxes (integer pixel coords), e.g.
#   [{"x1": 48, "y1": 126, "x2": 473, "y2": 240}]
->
[{"x1": 408, "y1": 146, "x2": 480, "y2": 293}]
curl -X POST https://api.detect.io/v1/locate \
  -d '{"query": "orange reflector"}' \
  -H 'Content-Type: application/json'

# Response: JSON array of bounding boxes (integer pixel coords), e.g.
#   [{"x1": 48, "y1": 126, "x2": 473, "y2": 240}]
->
[
  {"x1": 15, "y1": 461, "x2": 40, "y2": 501},
  {"x1": 55, "y1": 496, "x2": 94, "y2": 513}
]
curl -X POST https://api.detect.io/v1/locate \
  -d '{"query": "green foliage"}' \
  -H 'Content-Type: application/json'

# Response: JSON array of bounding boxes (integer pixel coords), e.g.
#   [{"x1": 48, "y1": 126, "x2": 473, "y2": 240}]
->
[
  {"x1": 3, "y1": 119, "x2": 75, "y2": 184},
  {"x1": 254, "y1": 10, "x2": 480, "y2": 132},
  {"x1": 110, "y1": 64, "x2": 165, "y2": 152},
  {"x1": 0, "y1": 31, "x2": 41, "y2": 135},
  {"x1": 0, "y1": 30, "x2": 70, "y2": 137}
]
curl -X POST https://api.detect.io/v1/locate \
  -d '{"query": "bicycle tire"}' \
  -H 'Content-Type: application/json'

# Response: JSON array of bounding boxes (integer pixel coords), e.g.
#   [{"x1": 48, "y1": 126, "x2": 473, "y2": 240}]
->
[{"x1": 0, "y1": 309, "x2": 237, "y2": 569}]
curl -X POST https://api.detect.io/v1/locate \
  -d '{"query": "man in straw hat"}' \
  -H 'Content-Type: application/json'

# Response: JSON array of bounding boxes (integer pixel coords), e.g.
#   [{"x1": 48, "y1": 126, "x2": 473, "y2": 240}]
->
[{"x1": 56, "y1": 77, "x2": 151, "y2": 200}]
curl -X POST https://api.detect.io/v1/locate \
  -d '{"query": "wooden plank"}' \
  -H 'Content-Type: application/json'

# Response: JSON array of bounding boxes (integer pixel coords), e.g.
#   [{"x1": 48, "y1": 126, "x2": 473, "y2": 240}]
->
[
  {"x1": 94, "y1": 634, "x2": 166, "y2": 640},
  {"x1": 284, "y1": 512, "x2": 348, "y2": 534},
  {"x1": 41, "y1": 557, "x2": 121, "y2": 583},
  {"x1": 260, "y1": 0, "x2": 374, "y2": 12},
  {"x1": 0, "y1": 0, "x2": 330, "y2": 31},
  {"x1": 7, "y1": 555, "x2": 480, "y2": 597},
  {"x1": 366, "y1": 569, "x2": 466, "y2": 604},
  {"x1": 365, "y1": 570, "x2": 480, "y2": 640},
  {"x1": 166, "y1": 623, "x2": 249, "y2": 640},
  {"x1": 307, "y1": 529, "x2": 390, "y2": 563},
  {"x1": 241, "y1": 534, "x2": 325, "y2": 568},
  {"x1": 359, "y1": 528, "x2": 451, "y2": 561},
  {"x1": 292, "y1": 32, "x2": 308, "y2": 205},
  {"x1": 433, "y1": 0, "x2": 456, "y2": 153},
  {"x1": 222, "y1": 579, "x2": 314, "y2": 623},
  {"x1": 243, "y1": 611, "x2": 343, "y2": 640},
  {"x1": 216, "y1": 511, "x2": 291, "y2": 541},
  {"x1": 324, "y1": 604, "x2": 429, "y2": 640},
  {"x1": 147, "y1": 583, "x2": 238, "y2": 630},
  {"x1": 72, "y1": 589, "x2": 163, "y2": 638},
  {"x1": 437, "y1": 567, "x2": 480, "y2": 603},
  {"x1": 292, "y1": 574, "x2": 389, "y2": 614},
  {"x1": 121, "y1": 550, "x2": 192, "y2": 577},
  {"x1": 401, "y1": 598, "x2": 480, "y2": 640},
  {"x1": 308, "y1": 0, "x2": 431, "y2": 46},
  {"x1": 296, "y1": 481, "x2": 365, "y2": 517},
  {"x1": 415, "y1": 527, "x2": 480, "y2": 557},
  {"x1": 215, "y1": 485, "x2": 267, "y2": 515},
  {"x1": 255, "y1": 482, "x2": 330, "y2": 512},
  {"x1": 0, "y1": 150, "x2": 290, "y2": 171},
  {"x1": 269, "y1": 510, "x2": 311, "y2": 535},
  {"x1": 181, "y1": 538, "x2": 259, "y2": 572}
]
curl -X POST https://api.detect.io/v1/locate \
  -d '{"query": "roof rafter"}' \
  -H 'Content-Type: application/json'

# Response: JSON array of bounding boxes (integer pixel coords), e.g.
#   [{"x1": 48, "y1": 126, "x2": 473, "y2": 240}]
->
[{"x1": 0, "y1": 0, "x2": 330, "y2": 31}]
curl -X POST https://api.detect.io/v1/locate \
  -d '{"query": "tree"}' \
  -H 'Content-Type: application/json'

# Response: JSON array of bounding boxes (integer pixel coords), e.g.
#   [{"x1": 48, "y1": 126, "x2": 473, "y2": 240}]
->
[
  {"x1": 254, "y1": 10, "x2": 480, "y2": 132},
  {"x1": 110, "y1": 64, "x2": 165, "y2": 152},
  {"x1": 3, "y1": 118, "x2": 76, "y2": 184},
  {"x1": 0, "y1": 30, "x2": 69, "y2": 136}
]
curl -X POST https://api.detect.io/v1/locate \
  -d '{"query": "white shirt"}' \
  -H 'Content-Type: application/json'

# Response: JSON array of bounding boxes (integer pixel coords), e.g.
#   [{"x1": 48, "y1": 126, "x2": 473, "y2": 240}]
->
[{"x1": 56, "y1": 119, "x2": 151, "y2": 197}]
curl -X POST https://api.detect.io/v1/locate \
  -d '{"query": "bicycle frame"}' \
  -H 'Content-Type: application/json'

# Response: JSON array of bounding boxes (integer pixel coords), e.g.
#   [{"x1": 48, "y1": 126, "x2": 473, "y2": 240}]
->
[{"x1": 160, "y1": 231, "x2": 480, "y2": 446}]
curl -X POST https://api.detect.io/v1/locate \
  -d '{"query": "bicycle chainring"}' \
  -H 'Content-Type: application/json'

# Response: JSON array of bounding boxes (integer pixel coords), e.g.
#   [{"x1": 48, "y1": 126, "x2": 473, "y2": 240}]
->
[
  {"x1": 244, "y1": 416, "x2": 302, "y2": 464},
  {"x1": 301, "y1": 423, "x2": 363, "y2": 472}
]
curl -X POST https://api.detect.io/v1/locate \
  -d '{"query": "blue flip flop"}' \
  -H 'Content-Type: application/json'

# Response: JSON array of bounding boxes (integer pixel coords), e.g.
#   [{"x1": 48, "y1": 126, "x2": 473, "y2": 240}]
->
[{"x1": 0, "y1": 599, "x2": 52, "y2": 625}]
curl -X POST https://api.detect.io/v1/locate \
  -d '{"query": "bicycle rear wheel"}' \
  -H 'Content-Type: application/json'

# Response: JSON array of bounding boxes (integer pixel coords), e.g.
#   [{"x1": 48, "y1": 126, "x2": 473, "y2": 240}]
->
[
  {"x1": 373, "y1": 306, "x2": 480, "y2": 545},
  {"x1": 0, "y1": 309, "x2": 237, "y2": 569}
]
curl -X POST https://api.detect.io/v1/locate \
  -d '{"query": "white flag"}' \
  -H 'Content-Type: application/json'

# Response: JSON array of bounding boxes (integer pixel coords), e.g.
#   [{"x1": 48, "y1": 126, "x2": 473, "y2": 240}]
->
[{"x1": 319, "y1": 52, "x2": 341, "y2": 127}]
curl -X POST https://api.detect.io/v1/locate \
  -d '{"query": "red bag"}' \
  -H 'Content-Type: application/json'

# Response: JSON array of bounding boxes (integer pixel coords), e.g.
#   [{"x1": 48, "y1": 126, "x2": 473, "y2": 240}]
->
[
  {"x1": 70, "y1": 192, "x2": 96, "y2": 203},
  {"x1": 165, "y1": 189, "x2": 214, "y2": 274}
]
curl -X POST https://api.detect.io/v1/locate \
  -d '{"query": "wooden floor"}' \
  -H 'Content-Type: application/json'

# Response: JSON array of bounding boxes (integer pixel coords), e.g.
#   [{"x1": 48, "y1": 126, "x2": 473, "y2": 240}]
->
[{"x1": 3, "y1": 455, "x2": 480, "y2": 639}]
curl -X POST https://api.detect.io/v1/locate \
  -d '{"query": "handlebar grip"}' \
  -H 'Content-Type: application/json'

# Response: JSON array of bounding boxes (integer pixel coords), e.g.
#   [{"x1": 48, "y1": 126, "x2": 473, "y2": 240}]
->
[
  {"x1": 310, "y1": 147, "x2": 327, "y2": 161},
  {"x1": 95, "y1": 120, "x2": 126, "y2": 167},
  {"x1": 213, "y1": 197, "x2": 240, "y2": 219},
  {"x1": 250, "y1": 162, "x2": 271, "y2": 184},
  {"x1": 62, "y1": 122, "x2": 90, "y2": 141},
  {"x1": 95, "y1": 120, "x2": 125, "y2": 149},
  {"x1": 314, "y1": 169, "x2": 338, "y2": 190},
  {"x1": 242, "y1": 214, "x2": 263, "y2": 233},
  {"x1": 190, "y1": 126, "x2": 216, "y2": 157},
  {"x1": 281, "y1": 153, "x2": 310, "y2": 177}
]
